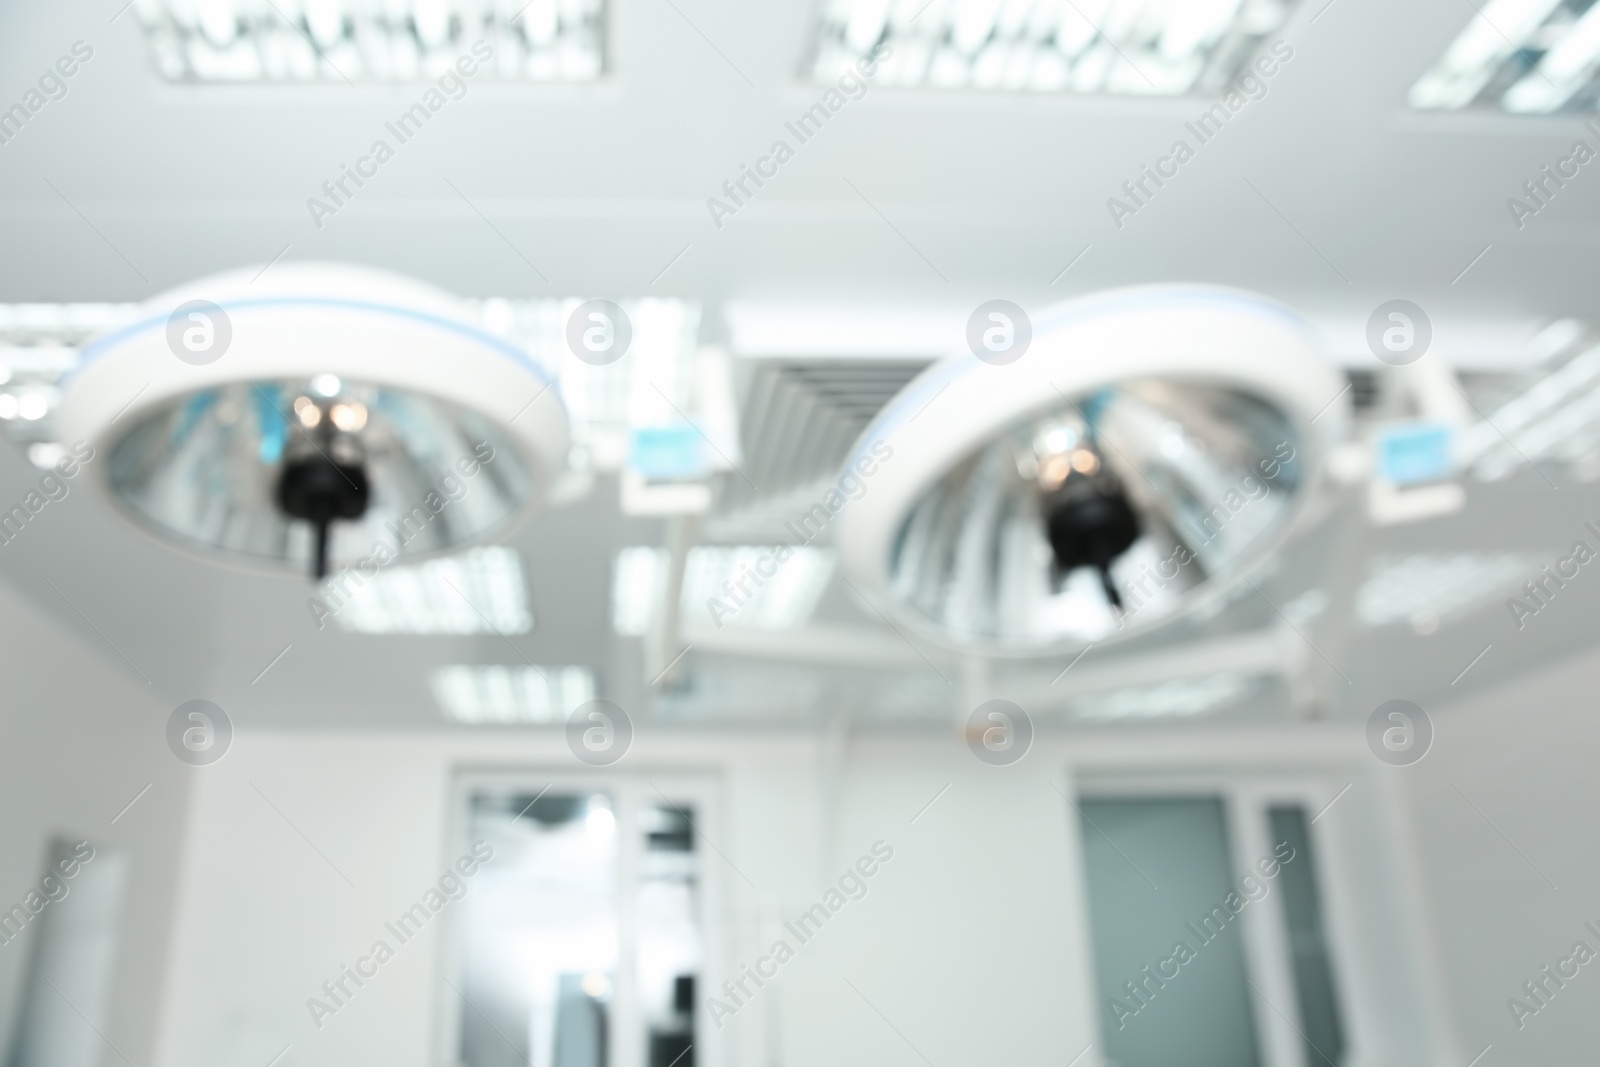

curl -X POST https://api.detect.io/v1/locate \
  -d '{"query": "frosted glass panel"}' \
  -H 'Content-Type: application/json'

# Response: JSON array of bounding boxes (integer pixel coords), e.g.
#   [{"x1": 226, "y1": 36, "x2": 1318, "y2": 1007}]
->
[
  {"x1": 457, "y1": 792, "x2": 618, "y2": 1067},
  {"x1": 1077, "y1": 797, "x2": 1260, "y2": 1067},
  {"x1": 6, "y1": 839, "x2": 127, "y2": 1067},
  {"x1": 1269, "y1": 806, "x2": 1345, "y2": 1067},
  {"x1": 638, "y1": 803, "x2": 699, "y2": 1067}
]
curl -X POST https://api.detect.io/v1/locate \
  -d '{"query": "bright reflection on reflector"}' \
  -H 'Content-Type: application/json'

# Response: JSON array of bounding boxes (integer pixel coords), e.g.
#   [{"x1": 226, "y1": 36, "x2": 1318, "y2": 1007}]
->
[
  {"x1": 56, "y1": 263, "x2": 569, "y2": 581},
  {"x1": 106, "y1": 380, "x2": 533, "y2": 577},
  {"x1": 836, "y1": 287, "x2": 1344, "y2": 655},
  {"x1": 889, "y1": 383, "x2": 1299, "y2": 639}
]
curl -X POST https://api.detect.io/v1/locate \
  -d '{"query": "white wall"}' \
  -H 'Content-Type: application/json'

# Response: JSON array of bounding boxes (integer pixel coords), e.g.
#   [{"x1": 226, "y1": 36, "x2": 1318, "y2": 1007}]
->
[
  {"x1": 150, "y1": 715, "x2": 1461, "y2": 1067},
  {"x1": 1399, "y1": 642, "x2": 1600, "y2": 1063},
  {"x1": 0, "y1": 575, "x2": 191, "y2": 1067},
  {"x1": 151, "y1": 727, "x2": 1106, "y2": 1067},
  {"x1": 0, "y1": 562, "x2": 1579, "y2": 1067},
  {"x1": 150, "y1": 729, "x2": 820, "y2": 1067}
]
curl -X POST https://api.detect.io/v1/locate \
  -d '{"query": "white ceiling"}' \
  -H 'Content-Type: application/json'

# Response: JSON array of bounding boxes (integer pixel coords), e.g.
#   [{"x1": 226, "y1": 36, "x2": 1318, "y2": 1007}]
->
[
  {"x1": 2, "y1": 0, "x2": 1598, "y2": 730},
  {"x1": 3, "y1": 0, "x2": 1599, "y2": 321}
]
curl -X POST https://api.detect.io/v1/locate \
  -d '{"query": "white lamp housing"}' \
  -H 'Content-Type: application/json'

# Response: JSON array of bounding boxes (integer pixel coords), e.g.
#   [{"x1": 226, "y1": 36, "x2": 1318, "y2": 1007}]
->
[
  {"x1": 835, "y1": 286, "x2": 1349, "y2": 656},
  {"x1": 55, "y1": 262, "x2": 570, "y2": 577}
]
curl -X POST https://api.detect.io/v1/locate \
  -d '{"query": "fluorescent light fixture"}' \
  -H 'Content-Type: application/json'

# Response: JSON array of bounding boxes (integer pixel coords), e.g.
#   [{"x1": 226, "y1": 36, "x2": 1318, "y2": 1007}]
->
[
  {"x1": 1279, "y1": 586, "x2": 1328, "y2": 627},
  {"x1": 0, "y1": 304, "x2": 140, "y2": 339},
  {"x1": 433, "y1": 664, "x2": 596, "y2": 724},
  {"x1": 1526, "y1": 318, "x2": 1588, "y2": 365},
  {"x1": 612, "y1": 545, "x2": 663, "y2": 636},
  {"x1": 810, "y1": 0, "x2": 1301, "y2": 95},
  {"x1": 683, "y1": 545, "x2": 835, "y2": 629},
  {"x1": 1460, "y1": 342, "x2": 1600, "y2": 480},
  {"x1": 0, "y1": 304, "x2": 139, "y2": 450},
  {"x1": 332, "y1": 546, "x2": 533, "y2": 634},
  {"x1": 611, "y1": 545, "x2": 836, "y2": 634},
  {"x1": 132, "y1": 0, "x2": 606, "y2": 83},
  {"x1": 1407, "y1": 0, "x2": 1600, "y2": 113},
  {"x1": 1070, "y1": 672, "x2": 1258, "y2": 720},
  {"x1": 1355, "y1": 552, "x2": 1540, "y2": 628},
  {"x1": 25, "y1": 442, "x2": 69, "y2": 470}
]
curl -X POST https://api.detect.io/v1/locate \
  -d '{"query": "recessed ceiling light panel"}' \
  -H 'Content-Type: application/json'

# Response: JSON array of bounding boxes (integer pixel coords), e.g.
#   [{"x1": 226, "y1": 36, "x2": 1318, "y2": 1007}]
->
[
  {"x1": 56, "y1": 263, "x2": 568, "y2": 578},
  {"x1": 1356, "y1": 552, "x2": 1540, "y2": 628},
  {"x1": 611, "y1": 544, "x2": 835, "y2": 634},
  {"x1": 433, "y1": 664, "x2": 596, "y2": 724},
  {"x1": 332, "y1": 545, "x2": 533, "y2": 634},
  {"x1": 133, "y1": 0, "x2": 607, "y2": 83},
  {"x1": 1070, "y1": 671, "x2": 1261, "y2": 720},
  {"x1": 835, "y1": 286, "x2": 1346, "y2": 656},
  {"x1": 810, "y1": 0, "x2": 1301, "y2": 95},
  {"x1": 1409, "y1": 0, "x2": 1600, "y2": 113}
]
